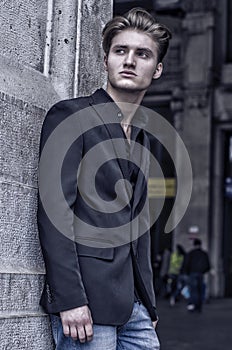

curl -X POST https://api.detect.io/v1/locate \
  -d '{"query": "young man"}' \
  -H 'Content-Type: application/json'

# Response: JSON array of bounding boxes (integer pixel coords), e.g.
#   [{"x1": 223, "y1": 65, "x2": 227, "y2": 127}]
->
[{"x1": 38, "y1": 8, "x2": 171, "y2": 349}]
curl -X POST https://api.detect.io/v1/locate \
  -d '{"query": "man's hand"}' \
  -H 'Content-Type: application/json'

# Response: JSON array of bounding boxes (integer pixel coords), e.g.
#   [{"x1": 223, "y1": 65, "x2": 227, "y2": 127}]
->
[{"x1": 60, "y1": 305, "x2": 93, "y2": 343}]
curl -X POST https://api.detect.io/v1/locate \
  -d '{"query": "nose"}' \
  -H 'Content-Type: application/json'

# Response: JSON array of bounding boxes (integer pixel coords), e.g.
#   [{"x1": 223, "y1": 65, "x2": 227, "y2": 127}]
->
[{"x1": 123, "y1": 51, "x2": 136, "y2": 68}]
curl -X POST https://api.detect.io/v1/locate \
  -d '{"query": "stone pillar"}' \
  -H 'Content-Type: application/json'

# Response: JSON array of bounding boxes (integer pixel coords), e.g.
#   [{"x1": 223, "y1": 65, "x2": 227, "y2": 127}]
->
[
  {"x1": 0, "y1": 0, "x2": 112, "y2": 348},
  {"x1": 174, "y1": 11, "x2": 214, "y2": 250},
  {"x1": 46, "y1": 0, "x2": 111, "y2": 99}
]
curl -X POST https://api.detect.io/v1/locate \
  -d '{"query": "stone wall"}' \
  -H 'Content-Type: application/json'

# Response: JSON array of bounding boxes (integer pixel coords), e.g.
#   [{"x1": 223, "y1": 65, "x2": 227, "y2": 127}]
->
[
  {"x1": 173, "y1": 11, "x2": 214, "y2": 250},
  {"x1": 0, "y1": 0, "x2": 112, "y2": 348}
]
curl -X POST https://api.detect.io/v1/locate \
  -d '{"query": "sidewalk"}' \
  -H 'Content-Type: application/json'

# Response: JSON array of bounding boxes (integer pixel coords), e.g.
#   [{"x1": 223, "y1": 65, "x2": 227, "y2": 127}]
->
[{"x1": 156, "y1": 298, "x2": 232, "y2": 350}]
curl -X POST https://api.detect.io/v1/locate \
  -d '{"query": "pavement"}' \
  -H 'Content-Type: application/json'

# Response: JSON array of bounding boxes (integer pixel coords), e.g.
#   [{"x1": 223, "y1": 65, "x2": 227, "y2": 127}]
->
[{"x1": 156, "y1": 297, "x2": 232, "y2": 350}]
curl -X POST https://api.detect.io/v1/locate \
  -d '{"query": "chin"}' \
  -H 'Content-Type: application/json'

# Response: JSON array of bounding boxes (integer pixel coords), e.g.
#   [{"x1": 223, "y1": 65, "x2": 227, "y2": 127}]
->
[
  {"x1": 116, "y1": 83, "x2": 144, "y2": 92},
  {"x1": 109, "y1": 79, "x2": 147, "y2": 94}
]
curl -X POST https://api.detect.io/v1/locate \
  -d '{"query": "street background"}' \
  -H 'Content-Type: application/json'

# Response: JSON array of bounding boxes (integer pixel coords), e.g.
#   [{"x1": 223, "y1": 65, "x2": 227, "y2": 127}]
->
[{"x1": 157, "y1": 298, "x2": 232, "y2": 350}]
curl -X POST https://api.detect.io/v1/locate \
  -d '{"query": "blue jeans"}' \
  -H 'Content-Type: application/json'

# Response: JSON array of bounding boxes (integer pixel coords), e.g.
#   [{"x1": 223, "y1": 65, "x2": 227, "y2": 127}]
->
[
  {"x1": 50, "y1": 302, "x2": 160, "y2": 350},
  {"x1": 189, "y1": 273, "x2": 204, "y2": 311}
]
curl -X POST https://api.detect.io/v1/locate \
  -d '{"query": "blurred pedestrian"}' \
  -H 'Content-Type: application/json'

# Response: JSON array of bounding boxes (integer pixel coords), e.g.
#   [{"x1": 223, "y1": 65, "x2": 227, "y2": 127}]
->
[
  {"x1": 183, "y1": 238, "x2": 210, "y2": 312},
  {"x1": 167, "y1": 244, "x2": 186, "y2": 306},
  {"x1": 153, "y1": 253, "x2": 163, "y2": 296},
  {"x1": 159, "y1": 248, "x2": 171, "y2": 297}
]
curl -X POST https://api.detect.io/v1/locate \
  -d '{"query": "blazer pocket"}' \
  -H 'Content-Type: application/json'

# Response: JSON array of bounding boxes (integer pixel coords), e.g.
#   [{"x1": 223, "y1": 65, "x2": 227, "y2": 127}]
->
[{"x1": 76, "y1": 244, "x2": 114, "y2": 261}]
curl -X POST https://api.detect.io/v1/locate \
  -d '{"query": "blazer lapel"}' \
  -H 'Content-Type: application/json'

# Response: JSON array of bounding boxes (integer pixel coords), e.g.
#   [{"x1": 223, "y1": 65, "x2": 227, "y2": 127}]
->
[{"x1": 89, "y1": 93, "x2": 130, "y2": 183}]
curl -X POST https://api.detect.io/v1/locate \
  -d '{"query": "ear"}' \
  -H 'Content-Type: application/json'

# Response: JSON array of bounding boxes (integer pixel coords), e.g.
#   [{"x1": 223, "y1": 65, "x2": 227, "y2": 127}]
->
[
  {"x1": 153, "y1": 62, "x2": 163, "y2": 80},
  {"x1": 104, "y1": 54, "x2": 108, "y2": 71}
]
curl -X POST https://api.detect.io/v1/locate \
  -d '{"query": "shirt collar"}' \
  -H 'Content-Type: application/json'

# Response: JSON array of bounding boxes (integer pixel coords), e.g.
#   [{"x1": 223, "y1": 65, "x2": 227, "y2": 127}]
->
[{"x1": 90, "y1": 88, "x2": 148, "y2": 128}]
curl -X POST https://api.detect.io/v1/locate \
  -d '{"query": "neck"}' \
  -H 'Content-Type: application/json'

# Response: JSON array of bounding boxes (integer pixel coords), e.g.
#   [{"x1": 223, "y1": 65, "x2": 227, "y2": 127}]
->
[{"x1": 106, "y1": 85, "x2": 146, "y2": 124}]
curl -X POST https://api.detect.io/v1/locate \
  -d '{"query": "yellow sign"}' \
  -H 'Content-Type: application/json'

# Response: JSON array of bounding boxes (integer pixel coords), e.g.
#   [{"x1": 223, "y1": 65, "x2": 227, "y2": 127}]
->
[{"x1": 148, "y1": 177, "x2": 176, "y2": 198}]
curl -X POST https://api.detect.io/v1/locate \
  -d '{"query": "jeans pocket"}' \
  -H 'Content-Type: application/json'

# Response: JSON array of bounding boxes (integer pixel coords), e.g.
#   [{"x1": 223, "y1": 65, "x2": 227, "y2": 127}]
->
[{"x1": 49, "y1": 314, "x2": 60, "y2": 345}]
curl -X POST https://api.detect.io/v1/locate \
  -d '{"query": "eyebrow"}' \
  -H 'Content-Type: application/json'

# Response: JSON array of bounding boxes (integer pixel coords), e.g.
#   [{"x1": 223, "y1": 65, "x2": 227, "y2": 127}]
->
[{"x1": 112, "y1": 45, "x2": 154, "y2": 56}]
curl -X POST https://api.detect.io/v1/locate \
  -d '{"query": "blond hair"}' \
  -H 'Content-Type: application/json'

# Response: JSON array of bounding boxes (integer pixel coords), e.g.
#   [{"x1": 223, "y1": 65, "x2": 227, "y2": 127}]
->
[{"x1": 102, "y1": 8, "x2": 172, "y2": 62}]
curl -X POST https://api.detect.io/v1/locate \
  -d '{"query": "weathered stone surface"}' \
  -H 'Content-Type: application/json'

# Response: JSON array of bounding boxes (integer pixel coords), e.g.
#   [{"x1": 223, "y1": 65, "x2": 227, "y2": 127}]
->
[
  {"x1": 0, "y1": 1, "x2": 113, "y2": 348},
  {"x1": 0, "y1": 93, "x2": 45, "y2": 273},
  {"x1": 0, "y1": 54, "x2": 60, "y2": 110},
  {"x1": 49, "y1": 0, "x2": 79, "y2": 98},
  {"x1": 0, "y1": 0, "x2": 47, "y2": 71},
  {"x1": 0, "y1": 273, "x2": 45, "y2": 313},
  {"x1": 0, "y1": 95, "x2": 44, "y2": 187},
  {"x1": 48, "y1": 0, "x2": 112, "y2": 99},
  {"x1": 181, "y1": 0, "x2": 216, "y2": 13},
  {"x1": 182, "y1": 108, "x2": 210, "y2": 145},
  {"x1": 77, "y1": 0, "x2": 112, "y2": 96},
  {"x1": 0, "y1": 316, "x2": 54, "y2": 350},
  {"x1": 173, "y1": 10, "x2": 214, "y2": 252},
  {"x1": 183, "y1": 13, "x2": 214, "y2": 86},
  {"x1": 0, "y1": 182, "x2": 44, "y2": 272}
]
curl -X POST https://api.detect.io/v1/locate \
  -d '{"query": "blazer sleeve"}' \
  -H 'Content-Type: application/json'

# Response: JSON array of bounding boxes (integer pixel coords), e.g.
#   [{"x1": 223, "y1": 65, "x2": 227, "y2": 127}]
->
[{"x1": 37, "y1": 100, "x2": 88, "y2": 314}]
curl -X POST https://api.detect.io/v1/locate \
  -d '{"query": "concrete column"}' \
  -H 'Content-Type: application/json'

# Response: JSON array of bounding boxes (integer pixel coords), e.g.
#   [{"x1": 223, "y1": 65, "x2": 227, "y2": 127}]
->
[
  {"x1": 45, "y1": 0, "x2": 111, "y2": 99},
  {"x1": 174, "y1": 12, "x2": 214, "y2": 251},
  {"x1": 45, "y1": 0, "x2": 79, "y2": 98},
  {"x1": 210, "y1": 89, "x2": 232, "y2": 296},
  {"x1": 0, "y1": 0, "x2": 112, "y2": 348}
]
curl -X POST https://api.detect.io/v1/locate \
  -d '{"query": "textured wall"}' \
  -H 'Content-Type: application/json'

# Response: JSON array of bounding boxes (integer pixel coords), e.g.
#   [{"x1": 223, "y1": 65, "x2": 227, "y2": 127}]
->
[
  {"x1": 0, "y1": 0, "x2": 47, "y2": 71},
  {"x1": 174, "y1": 11, "x2": 214, "y2": 250},
  {"x1": 49, "y1": 0, "x2": 111, "y2": 98},
  {"x1": 77, "y1": 0, "x2": 112, "y2": 96},
  {"x1": 0, "y1": 317, "x2": 54, "y2": 349},
  {"x1": 0, "y1": 0, "x2": 112, "y2": 348},
  {"x1": 0, "y1": 96, "x2": 45, "y2": 273}
]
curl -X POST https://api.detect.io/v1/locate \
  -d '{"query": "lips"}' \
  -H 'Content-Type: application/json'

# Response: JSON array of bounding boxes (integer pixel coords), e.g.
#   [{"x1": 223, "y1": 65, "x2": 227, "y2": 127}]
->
[{"x1": 119, "y1": 70, "x2": 137, "y2": 76}]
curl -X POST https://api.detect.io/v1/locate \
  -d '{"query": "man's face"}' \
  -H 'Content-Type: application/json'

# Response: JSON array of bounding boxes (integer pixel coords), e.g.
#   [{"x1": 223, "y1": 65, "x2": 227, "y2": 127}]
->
[{"x1": 104, "y1": 29, "x2": 163, "y2": 95}]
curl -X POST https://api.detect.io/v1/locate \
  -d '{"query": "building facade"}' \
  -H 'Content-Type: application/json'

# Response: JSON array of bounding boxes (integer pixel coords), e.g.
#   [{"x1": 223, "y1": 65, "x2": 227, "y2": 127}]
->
[{"x1": 115, "y1": 0, "x2": 232, "y2": 298}]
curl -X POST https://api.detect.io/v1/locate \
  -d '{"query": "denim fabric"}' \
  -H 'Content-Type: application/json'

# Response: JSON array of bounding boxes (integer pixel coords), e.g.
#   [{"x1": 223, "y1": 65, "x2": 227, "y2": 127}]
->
[
  {"x1": 50, "y1": 302, "x2": 160, "y2": 350},
  {"x1": 189, "y1": 273, "x2": 204, "y2": 311}
]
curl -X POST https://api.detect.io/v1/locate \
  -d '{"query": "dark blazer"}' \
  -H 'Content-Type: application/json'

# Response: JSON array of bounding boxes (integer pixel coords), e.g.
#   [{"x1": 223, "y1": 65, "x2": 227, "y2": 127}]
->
[{"x1": 37, "y1": 88, "x2": 158, "y2": 325}]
